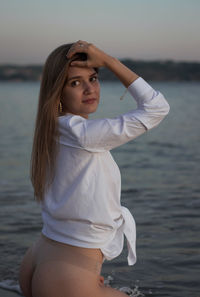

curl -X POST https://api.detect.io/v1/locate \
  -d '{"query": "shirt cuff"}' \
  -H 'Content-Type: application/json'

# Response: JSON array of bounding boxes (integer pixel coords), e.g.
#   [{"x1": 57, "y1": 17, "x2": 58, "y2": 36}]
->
[{"x1": 127, "y1": 77, "x2": 157, "y2": 103}]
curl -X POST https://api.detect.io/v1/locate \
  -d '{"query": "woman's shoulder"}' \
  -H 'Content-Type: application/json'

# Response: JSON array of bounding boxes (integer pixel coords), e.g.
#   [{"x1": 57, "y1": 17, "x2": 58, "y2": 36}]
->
[
  {"x1": 58, "y1": 113, "x2": 85, "y2": 121},
  {"x1": 58, "y1": 113, "x2": 87, "y2": 128}
]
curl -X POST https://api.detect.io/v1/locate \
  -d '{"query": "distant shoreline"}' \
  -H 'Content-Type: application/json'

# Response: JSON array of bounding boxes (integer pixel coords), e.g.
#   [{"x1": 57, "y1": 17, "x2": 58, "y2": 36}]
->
[{"x1": 1, "y1": 60, "x2": 200, "y2": 82}]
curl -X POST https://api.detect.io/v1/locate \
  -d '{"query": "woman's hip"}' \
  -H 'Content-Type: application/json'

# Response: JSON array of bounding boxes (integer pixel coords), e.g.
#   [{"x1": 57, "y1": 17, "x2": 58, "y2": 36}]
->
[{"x1": 32, "y1": 233, "x2": 103, "y2": 275}]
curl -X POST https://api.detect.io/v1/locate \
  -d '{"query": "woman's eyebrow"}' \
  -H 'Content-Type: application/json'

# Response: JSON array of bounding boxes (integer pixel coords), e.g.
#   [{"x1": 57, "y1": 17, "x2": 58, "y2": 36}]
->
[
  {"x1": 67, "y1": 75, "x2": 81, "y2": 82},
  {"x1": 67, "y1": 72, "x2": 97, "y2": 82}
]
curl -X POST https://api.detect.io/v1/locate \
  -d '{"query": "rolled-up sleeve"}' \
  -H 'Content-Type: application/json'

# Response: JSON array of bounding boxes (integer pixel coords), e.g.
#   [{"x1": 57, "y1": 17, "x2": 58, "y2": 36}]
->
[{"x1": 58, "y1": 77, "x2": 170, "y2": 152}]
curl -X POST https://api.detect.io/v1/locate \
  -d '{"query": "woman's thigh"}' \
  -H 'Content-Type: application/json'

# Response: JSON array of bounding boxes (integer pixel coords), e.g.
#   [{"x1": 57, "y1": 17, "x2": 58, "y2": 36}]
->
[
  {"x1": 20, "y1": 235, "x2": 128, "y2": 297},
  {"x1": 32, "y1": 261, "x2": 99, "y2": 297},
  {"x1": 19, "y1": 246, "x2": 35, "y2": 297},
  {"x1": 32, "y1": 261, "x2": 128, "y2": 297}
]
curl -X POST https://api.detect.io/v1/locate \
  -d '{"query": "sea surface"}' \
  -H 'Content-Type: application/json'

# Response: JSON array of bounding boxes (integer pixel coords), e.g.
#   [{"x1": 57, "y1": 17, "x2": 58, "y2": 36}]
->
[{"x1": 0, "y1": 80, "x2": 200, "y2": 297}]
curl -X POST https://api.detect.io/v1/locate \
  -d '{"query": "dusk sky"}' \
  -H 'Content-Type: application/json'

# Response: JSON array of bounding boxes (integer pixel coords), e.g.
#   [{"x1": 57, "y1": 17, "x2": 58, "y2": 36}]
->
[{"x1": 1, "y1": 0, "x2": 200, "y2": 64}]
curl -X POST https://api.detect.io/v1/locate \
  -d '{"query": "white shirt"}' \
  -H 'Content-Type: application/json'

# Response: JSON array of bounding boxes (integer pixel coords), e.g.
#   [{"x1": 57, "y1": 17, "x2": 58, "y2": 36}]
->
[{"x1": 41, "y1": 77, "x2": 170, "y2": 265}]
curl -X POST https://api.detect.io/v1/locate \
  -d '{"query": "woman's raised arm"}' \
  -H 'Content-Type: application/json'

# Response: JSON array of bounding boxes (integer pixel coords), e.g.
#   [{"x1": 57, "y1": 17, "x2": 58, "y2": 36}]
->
[{"x1": 66, "y1": 40, "x2": 139, "y2": 87}]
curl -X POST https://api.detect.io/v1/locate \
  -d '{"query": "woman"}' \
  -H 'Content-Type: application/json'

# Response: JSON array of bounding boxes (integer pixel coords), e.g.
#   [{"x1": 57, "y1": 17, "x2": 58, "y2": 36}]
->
[{"x1": 19, "y1": 40, "x2": 170, "y2": 297}]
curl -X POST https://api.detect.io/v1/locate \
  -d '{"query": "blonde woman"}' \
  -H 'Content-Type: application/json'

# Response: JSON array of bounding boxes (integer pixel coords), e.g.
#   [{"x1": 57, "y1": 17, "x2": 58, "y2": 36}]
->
[{"x1": 19, "y1": 40, "x2": 170, "y2": 297}]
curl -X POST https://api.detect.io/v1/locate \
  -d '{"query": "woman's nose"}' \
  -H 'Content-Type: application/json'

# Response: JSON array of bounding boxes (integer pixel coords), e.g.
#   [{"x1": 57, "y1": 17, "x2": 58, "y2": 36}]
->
[{"x1": 83, "y1": 82, "x2": 93, "y2": 94}]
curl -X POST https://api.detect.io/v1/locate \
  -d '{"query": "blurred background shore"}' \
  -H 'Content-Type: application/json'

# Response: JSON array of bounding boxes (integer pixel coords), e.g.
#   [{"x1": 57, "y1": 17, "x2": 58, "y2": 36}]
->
[{"x1": 1, "y1": 60, "x2": 200, "y2": 82}]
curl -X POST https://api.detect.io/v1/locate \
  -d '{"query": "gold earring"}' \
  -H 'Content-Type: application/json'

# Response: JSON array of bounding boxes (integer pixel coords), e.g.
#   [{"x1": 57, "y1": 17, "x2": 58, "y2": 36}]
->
[{"x1": 59, "y1": 102, "x2": 63, "y2": 113}]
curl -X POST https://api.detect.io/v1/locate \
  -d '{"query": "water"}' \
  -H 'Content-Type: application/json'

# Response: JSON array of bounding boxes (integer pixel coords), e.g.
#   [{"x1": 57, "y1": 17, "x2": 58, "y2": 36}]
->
[{"x1": 0, "y1": 80, "x2": 200, "y2": 297}]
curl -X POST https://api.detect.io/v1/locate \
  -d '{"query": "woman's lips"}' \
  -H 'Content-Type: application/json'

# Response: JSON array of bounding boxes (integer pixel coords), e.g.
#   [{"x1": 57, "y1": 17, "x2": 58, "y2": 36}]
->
[{"x1": 82, "y1": 98, "x2": 96, "y2": 104}]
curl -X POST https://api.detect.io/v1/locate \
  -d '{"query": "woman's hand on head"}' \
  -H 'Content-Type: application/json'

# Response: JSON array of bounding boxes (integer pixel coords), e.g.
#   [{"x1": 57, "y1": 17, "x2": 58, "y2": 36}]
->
[
  {"x1": 67, "y1": 40, "x2": 139, "y2": 87},
  {"x1": 66, "y1": 40, "x2": 111, "y2": 68}
]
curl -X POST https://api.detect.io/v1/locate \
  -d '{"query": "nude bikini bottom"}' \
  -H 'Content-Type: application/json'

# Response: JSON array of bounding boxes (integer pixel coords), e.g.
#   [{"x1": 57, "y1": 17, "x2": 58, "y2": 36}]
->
[{"x1": 31, "y1": 234, "x2": 103, "y2": 275}]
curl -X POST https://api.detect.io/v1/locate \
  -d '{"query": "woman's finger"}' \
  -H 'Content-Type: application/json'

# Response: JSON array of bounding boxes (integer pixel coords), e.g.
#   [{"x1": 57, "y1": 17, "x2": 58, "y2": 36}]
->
[
  {"x1": 99, "y1": 275, "x2": 104, "y2": 287},
  {"x1": 70, "y1": 60, "x2": 88, "y2": 67},
  {"x1": 67, "y1": 41, "x2": 89, "y2": 59},
  {"x1": 67, "y1": 48, "x2": 86, "y2": 59}
]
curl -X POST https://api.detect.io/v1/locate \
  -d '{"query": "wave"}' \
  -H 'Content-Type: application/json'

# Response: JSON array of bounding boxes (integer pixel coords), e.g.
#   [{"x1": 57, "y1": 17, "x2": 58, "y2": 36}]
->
[
  {"x1": 148, "y1": 141, "x2": 184, "y2": 149},
  {"x1": 0, "y1": 280, "x2": 22, "y2": 295}
]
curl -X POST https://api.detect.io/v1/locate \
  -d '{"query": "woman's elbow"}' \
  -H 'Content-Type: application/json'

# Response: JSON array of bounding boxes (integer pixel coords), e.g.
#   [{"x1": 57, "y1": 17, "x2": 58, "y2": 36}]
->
[
  {"x1": 163, "y1": 99, "x2": 170, "y2": 116},
  {"x1": 149, "y1": 94, "x2": 170, "y2": 128},
  {"x1": 158, "y1": 93, "x2": 170, "y2": 116}
]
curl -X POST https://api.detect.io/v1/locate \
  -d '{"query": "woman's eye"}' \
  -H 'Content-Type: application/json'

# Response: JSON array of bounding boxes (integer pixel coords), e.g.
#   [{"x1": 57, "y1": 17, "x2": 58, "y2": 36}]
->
[
  {"x1": 71, "y1": 80, "x2": 80, "y2": 87},
  {"x1": 90, "y1": 76, "x2": 98, "y2": 82}
]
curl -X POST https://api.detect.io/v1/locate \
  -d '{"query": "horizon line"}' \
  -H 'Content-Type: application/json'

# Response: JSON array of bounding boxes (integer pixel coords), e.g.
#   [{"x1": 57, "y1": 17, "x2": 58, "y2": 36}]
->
[{"x1": 1, "y1": 58, "x2": 200, "y2": 67}]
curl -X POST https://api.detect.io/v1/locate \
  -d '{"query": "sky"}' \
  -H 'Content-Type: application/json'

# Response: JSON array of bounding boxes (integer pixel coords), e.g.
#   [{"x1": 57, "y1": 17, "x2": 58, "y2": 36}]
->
[{"x1": 0, "y1": 0, "x2": 200, "y2": 64}]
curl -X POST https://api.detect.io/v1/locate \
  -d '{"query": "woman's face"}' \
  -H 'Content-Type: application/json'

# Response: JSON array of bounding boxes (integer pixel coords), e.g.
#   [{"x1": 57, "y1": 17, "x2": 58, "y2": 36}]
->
[{"x1": 61, "y1": 66, "x2": 100, "y2": 119}]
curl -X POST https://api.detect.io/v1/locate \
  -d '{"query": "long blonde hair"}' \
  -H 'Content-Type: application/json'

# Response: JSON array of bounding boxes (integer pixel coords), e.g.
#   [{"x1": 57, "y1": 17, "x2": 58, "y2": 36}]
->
[{"x1": 31, "y1": 43, "x2": 74, "y2": 202}]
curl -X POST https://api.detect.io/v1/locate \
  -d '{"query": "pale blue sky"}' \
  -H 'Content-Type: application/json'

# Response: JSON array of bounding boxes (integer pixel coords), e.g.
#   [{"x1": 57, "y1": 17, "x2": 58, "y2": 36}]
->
[{"x1": 1, "y1": 0, "x2": 200, "y2": 64}]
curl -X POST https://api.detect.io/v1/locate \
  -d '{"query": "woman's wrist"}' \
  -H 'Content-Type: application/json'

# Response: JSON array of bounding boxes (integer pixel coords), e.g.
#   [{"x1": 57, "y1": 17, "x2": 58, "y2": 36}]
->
[{"x1": 103, "y1": 54, "x2": 116, "y2": 68}]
